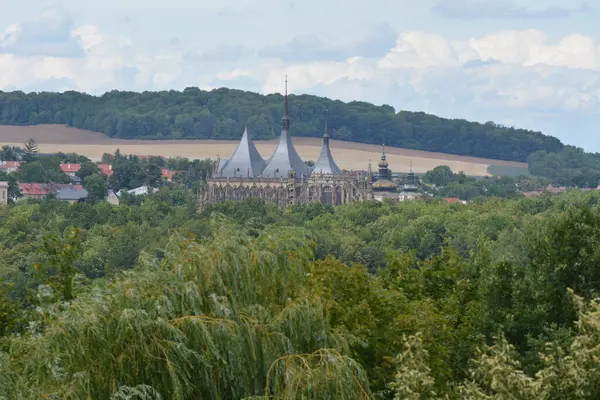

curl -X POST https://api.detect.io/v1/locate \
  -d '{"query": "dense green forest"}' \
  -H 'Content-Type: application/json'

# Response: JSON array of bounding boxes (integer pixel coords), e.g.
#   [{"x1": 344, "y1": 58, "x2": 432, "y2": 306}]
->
[
  {"x1": 2, "y1": 185, "x2": 600, "y2": 398},
  {"x1": 527, "y1": 145, "x2": 600, "y2": 188},
  {"x1": 0, "y1": 88, "x2": 564, "y2": 162}
]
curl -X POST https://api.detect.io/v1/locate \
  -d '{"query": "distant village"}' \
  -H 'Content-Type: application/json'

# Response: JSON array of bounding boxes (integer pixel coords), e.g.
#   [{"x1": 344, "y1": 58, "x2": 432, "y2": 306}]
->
[
  {"x1": 0, "y1": 143, "x2": 593, "y2": 207},
  {"x1": 0, "y1": 156, "x2": 180, "y2": 205}
]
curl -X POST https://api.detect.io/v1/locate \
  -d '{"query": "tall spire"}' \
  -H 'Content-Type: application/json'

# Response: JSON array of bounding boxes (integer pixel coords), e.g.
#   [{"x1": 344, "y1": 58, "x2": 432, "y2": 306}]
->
[
  {"x1": 323, "y1": 109, "x2": 329, "y2": 144},
  {"x1": 312, "y1": 109, "x2": 342, "y2": 175},
  {"x1": 262, "y1": 77, "x2": 310, "y2": 178},
  {"x1": 282, "y1": 75, "x2": 290, "y2": 131}
]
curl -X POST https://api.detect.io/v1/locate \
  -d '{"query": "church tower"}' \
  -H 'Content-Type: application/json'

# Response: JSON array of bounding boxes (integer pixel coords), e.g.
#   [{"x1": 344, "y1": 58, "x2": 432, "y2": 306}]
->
[
  {"x1": 261, "y1": 78, "x2": 310, "y2": 178},
  {"x1": 372, "y1": 145, "x2": 397, "y2": 191},
  {"x1": 312, "y1": 110, "x2": 342, "y2": 175}
]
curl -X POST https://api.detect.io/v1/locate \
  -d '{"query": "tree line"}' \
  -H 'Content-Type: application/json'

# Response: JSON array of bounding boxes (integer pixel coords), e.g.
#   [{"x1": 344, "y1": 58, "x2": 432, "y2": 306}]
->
[
  {"x1": 527, "y1": 145, "x2": 600, "y2": 188},
  {"x1": 0, "y1": 88, "x2": 564, "y2": 162},
  {"x1": 2, "y1": 187, "x2": 600, "y2": 397}
]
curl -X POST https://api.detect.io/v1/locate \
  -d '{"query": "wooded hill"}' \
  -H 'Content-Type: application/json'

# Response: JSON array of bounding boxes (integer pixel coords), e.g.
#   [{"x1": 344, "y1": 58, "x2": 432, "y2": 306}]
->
[{"x1": 0, "y1": 88, "x2": 564, "y2": 162}]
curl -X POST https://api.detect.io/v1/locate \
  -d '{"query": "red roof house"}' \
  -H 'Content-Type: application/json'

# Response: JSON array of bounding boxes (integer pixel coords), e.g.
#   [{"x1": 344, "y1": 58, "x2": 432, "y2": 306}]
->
[
  {"x1": 60, "y1": 163, "x2": 81, "y2": 175},
  {"x1": 98, "y1": 163, "x2": 114, "y2": 176},
  {"x1": 0, "y1": 161, "x2": 21, "y2": 173},
  {"x1": 444, "y1": 197, "x2": 462, "y2": 204},
  {"x1": 161, "y1": 168, "x2": 179, "y2": 181},
  {"x1": 19, "y1": 183, "x2": 83, "y2": 200}
]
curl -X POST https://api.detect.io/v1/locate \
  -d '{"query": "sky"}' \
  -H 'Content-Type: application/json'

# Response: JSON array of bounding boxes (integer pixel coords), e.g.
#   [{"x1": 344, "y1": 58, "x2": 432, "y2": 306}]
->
[{"x1": 0, "y1": 0, "x2": 598, "y2": 150}]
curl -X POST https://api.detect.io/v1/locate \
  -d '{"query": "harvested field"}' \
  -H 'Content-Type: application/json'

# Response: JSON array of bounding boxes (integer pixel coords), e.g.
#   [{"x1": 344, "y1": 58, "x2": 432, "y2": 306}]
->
[{"x1": 0, "y1": 125, "x2": 528, "y2": 176}]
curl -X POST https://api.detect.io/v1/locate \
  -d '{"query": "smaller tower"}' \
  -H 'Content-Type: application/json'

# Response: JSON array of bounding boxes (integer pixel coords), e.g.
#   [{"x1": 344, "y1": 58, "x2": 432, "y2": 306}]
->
[
  {"x1": 312, "y1": 109, "x2": 342, "y2": 175},
  {"x1": 378, "y1": 151, "x2": 390, "y2": 180},
  {"x1": 372, "y1": 145, "x2": 397, "y2": 192},
  {"x1": 403, "y1": 159, "x2": 419, "y2": 192}
]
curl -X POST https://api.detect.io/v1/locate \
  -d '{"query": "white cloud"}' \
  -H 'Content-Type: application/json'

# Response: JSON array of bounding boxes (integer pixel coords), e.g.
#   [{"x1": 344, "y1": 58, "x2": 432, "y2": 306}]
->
[
  {"x1": 432, "y1": 0, "x2": 590, "y2": 20},
  {"x1": 0, "y1": 6, "x2": 599, "y2": 149},
  {"x1": 0, "y1": 6, "x2": 84, "y2": 57},
  {"x1": 377, "y1": 29, "x2": 600, "y2": 71}
]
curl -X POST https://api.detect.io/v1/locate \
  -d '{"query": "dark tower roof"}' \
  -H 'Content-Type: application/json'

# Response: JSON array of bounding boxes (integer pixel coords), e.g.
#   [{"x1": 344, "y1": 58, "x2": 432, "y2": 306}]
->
[
  {"x1": 312, "y1": 110, "x2": 342, "y2": 175},
  {"x1": 372, "y1": 145, "x2": 397, "y2": 191},
  {"x1": 219, "y1": 126, "x2": 265, "y2": 178},
  {"x1": 262, "y1": 78, "x2": 310, "y2": 178},
  {"x1": 403, "y1": 160, "x2": 419, "y2": 192}
]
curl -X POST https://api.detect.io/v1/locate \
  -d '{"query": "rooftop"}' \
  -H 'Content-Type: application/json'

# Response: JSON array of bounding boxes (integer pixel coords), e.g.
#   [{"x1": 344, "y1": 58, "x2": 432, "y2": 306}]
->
[
  {"x1": 312, "y1": 112, "x2": 342, "y2": 175},
  {"x1": 218, "y1": 127, "x2": 265, "y2": 178}
]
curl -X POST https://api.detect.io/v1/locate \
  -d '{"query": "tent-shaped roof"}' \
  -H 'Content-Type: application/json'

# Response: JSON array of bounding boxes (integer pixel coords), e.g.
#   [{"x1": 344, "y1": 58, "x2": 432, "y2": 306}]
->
[
  {"x1": 311, "y1": 112, "x2": 341, "y2": 175},
  {"x1": 219, "y1": 127, "x2": 265, "y2": 178},
  {"x1": 261, "y1": 129, "x2": 310, "y2": 178},
  {"x1": 261, "y1": 79, "x2": 310, "y2": 178}
]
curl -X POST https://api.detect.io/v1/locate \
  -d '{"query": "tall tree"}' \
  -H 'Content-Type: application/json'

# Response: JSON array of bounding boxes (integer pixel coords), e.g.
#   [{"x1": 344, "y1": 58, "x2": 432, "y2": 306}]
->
[
  {"x1": 83, "y1": 174, "x2": 108, "y2": 203},
  {"x1": 15, "y1": 157, "x2": 69, "y2": 183},
  {"x1": 35, "y1": 227, "x2": 86, "y2": 302},
  {"x1": 21, "y1": 138, "x2": 39, "y2": 163},
  {"x1": 76, "y1": 160, "x2": 100, "y2": 180}
]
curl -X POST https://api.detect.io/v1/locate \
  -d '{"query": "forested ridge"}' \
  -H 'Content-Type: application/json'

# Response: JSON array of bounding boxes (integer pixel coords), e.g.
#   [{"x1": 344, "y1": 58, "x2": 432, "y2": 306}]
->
[
  {"x1": 527, "y1": 145, "x2": 600, "y2": 187},
  {"x1": 0, "y1": 88, "x2": 563, "y2": 162},
  {"x1": 3, "y1": 187, "x2": 600, "y2": 398}
]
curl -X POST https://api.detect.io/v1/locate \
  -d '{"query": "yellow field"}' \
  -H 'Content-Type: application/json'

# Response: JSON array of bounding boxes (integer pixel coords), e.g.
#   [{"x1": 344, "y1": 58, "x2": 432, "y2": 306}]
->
[{"x1": 0, "y1": 125, "x2": 527, "y2": 176}]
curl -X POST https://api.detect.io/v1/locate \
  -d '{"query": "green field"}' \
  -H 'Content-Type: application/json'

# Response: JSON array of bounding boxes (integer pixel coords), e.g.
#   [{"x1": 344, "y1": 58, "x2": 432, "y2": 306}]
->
[{"x1": 487, "y1": 164, "x2": 531, "y2": 177}]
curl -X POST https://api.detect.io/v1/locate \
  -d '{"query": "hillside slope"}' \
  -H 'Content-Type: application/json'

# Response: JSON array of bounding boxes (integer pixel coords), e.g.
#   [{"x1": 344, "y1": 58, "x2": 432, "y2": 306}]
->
[
  {"x1": 0, "y1": 88, "x2": 564, "y2": 162},
  {"x1": 0, "y1": 125, "x2": 527, "y2": 176}
]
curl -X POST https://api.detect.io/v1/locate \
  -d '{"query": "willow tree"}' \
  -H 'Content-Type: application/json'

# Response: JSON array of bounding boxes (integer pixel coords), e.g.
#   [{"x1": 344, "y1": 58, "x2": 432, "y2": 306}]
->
[
  {"x1": 0, "y1": 215, "x2": 371, "y2": 399},
  {"x1": 456, "y1": 290, "x2": 600, "y2": 400}
]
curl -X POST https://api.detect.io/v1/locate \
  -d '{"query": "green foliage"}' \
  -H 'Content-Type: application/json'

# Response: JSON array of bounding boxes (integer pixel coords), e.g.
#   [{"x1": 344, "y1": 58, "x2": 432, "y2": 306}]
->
[
  {"x1": 0, "y1": 219, "x2": 370, "y2": 399},
  {"x1": 55, "y1": 152, "x2": 92, "y2": 164},
  {"x1": 84, "y1": 173, "x2": 109, "y2": 203},
  {"x1": 108, "y1": 152, "x2": 167, "y2": 191},
  {"x1": 2, "y1": 189, "x2": 600, "y2": 397},
  {"x1": 77, "y1": 159, "x2": 100, "y2": 180},
  {"x1": 424, "y1": 166, "x2": 456, "y2": 186},
  {"x1": 14, "y1": 156, "x2": 69, "y2": 183},
  {"x1": 0, "y1": 145, "x2": 22, "y2": 161},
  {"x1": 487, "y1": 164, "x2": 531, "y2": 177},
  {"x1": 35, "y1": 227, "x2": 85, "y2": 301},
  {"x1": 423, "y1": 166, "x2": 530, "y2": 200},
  {"x1": 389, "y1": 333, "x2": 437, "y2": 400},
  {"x1": 0, "y1": 283, "x2": 20, "y2": 337},
  {"x1": 527, "y1": 145, "x2": 600, "y2": 187},
  {"x1": 0, "y1": 89, "x2": 563, "y2": 162}
]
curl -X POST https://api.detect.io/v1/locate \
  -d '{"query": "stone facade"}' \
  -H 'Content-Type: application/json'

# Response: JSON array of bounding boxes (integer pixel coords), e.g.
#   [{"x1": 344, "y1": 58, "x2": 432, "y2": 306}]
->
[{"x1": 203, "y1": 172, "x2": 372, "y2": 209}]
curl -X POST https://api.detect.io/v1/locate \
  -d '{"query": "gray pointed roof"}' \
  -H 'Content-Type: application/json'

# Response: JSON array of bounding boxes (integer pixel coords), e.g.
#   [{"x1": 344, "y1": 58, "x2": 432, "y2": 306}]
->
[
  {"x1": 311, "y1": 112, "x2": 342, "y2": 175},
  {"x1": 261, "y1": 129, "x2": 310, "y2": 178},
  {"x1": 261, "y1": 78, "x2": 310, "y2": 178},
  {"x1": 219, "y1": 127, "x2": 265, "y2": 178}
]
